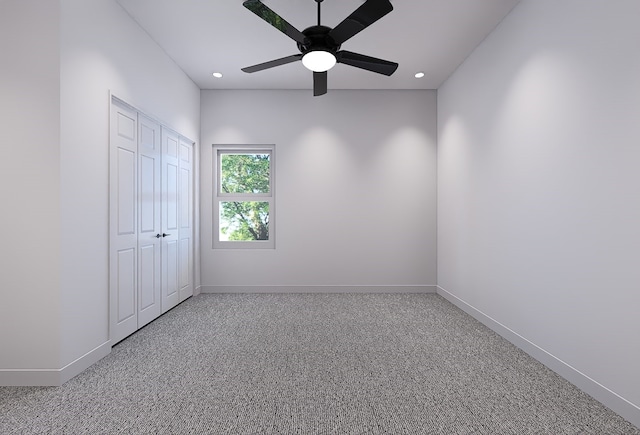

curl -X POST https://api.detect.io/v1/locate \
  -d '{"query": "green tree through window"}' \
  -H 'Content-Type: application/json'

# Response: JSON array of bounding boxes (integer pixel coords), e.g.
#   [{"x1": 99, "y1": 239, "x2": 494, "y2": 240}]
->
[
  {"x1": 220, "y1": 201, "x2": 269, "y2": 241},
  {"x1": 218, "y1": 152, "x2": 272, "y2": 242}
]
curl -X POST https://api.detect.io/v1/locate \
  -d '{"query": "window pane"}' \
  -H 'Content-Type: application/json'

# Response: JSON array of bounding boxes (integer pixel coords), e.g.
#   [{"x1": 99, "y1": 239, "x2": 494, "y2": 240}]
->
[
  {"x1": 220, "y1": 153, "x2": 270, "y2": 194},
  {"x1": 219, "y1": 201, "x2": 270, "y2": 241}
]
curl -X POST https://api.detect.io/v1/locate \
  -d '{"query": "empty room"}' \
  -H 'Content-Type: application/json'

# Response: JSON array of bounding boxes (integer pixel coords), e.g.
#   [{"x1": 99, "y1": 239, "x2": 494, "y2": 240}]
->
[{"x1": 1, "y1": 0, "x2": 638, "y2": 433}]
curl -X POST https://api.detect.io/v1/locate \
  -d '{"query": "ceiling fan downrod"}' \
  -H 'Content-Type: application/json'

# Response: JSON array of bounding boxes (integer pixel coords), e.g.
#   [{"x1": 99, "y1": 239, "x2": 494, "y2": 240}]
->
[{"x1": 316, "y1": 0, "x2": 323, "y2": 27}]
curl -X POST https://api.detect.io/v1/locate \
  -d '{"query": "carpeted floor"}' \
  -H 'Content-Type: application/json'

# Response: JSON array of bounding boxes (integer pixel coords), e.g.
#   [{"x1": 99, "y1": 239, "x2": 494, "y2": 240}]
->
[{"x1": 1, "y1": 293, "x2": 638, "y2": 434}]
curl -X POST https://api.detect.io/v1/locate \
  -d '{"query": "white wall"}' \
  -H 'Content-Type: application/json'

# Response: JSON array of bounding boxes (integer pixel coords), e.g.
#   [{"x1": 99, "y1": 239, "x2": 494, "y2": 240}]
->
[
  {"x1": 59, "y1": 0, "x2": 200, "y2": 377},
  {"x1": 438, "y1": 0, "x2": 640, "y2": 426},
  {"x1": 0, "y1": 0, "x2": 200, "y2": 385},
  {"x1": 0, "y1": 0, "x2": 62, "y2": 376},
  {"x1": 201, "y1": 90, "x2": 437, "y2": 292}
]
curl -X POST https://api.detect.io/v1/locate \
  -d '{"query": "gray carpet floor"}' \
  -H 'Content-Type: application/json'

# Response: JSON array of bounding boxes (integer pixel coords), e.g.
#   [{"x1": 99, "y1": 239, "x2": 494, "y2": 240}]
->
[{"x1": 1, "y1": 293, "x2": 638, "y2": 434}]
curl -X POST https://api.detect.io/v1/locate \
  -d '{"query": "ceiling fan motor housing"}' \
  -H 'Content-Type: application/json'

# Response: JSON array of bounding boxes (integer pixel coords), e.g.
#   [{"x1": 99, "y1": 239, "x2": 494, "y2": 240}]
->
[{"x1": 297, "y1": 26, "x2": 341, "y2": 55}]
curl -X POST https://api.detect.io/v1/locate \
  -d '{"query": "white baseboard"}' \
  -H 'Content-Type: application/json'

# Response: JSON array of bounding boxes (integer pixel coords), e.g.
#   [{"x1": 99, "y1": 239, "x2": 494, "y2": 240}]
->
[
  {"x1": 200, "y1": 285, "x2": 437, "y2": 294},
  {"x1": 59, "y1": 341, "x2": 111, "y2": 384},
  {"x1": 0, "y1": 341, "x2": 111, "y2": 386},
  {"x1": 436, "y1": 286, "x2": 640, "y2": 429},
  {"x1": 0, "y1": 369, "x2": 62, "y2": 386}
]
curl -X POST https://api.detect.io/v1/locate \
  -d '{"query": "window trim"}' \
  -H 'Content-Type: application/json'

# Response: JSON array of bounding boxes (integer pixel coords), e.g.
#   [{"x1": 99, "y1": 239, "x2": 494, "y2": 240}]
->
[{"x1": 213, "y1": 144, "x2": 275, "y2": 249}]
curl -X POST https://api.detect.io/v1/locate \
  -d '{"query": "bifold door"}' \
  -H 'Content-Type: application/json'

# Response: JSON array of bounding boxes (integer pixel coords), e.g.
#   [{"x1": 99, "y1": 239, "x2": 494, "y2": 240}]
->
[
  {"x1": 109, "y1": 98, "x2": 194, "y2": 344},
  {"x1": 137, "y1": 114, "x2": 162, "y2": 328},
  {"x1": 178, "y1": 137, "x2": 194, "y2": 302},
  {"x1": 109, "y1": 103, "x2": 139, "y2": 343}
]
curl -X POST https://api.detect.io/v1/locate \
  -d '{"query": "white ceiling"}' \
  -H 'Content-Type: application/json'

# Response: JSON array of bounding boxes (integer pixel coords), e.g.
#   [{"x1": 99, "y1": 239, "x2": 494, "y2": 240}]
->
[{"x1": 116, "y1": 0, "x2": 520, "y2": 91}]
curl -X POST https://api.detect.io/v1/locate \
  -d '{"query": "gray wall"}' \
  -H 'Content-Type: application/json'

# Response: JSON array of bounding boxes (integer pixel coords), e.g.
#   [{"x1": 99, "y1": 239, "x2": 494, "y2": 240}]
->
[
  {"x1": 0, "y1": 0, "x2": 62, "y2": 373},
  {"x1": 0, "y1": 0, "x2": 201, "y2": 384},
  {"x1": 200, "y1": 90, "x2": 437, "y2": 292},
  {"x1": 438, "y1": 0, "x2": 640, "y2": 425}
]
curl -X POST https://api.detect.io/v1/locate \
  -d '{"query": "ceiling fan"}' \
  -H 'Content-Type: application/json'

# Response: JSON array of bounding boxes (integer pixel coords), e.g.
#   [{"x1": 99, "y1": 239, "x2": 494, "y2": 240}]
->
[{"x1": 241, "y1": 0, "x2": 399, "y2": 96}]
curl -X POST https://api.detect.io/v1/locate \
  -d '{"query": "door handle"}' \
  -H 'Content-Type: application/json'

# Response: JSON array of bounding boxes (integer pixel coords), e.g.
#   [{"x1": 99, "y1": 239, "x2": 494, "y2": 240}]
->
[
  {"x1": 155, "y1": 234, "x2": 162, "y2": 238},
  {"x1": 162, "y1": 233, "x2": 171, "y2": 237}
]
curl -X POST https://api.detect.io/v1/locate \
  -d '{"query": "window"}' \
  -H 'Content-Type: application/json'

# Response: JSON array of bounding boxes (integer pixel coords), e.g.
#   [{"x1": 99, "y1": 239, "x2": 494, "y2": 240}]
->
[{"x1": 213, "y1": 145, "x2": 275, "y2": 249}]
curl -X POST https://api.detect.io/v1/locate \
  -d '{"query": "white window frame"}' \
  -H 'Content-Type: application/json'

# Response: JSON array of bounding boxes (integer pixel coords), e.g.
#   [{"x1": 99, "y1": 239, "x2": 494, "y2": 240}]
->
[{"x1": 213, "y1": 144, "x2": 275, "y2": 249}]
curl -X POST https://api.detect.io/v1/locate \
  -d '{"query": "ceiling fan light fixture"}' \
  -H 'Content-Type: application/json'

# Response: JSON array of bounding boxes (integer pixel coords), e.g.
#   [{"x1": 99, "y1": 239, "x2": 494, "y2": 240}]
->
[
  {"x1": 241, "y1": 0, "x2": 398, "y2": 96},
  {"x1": 302, "y1": 50, "x2": 337, "y2": 72}
]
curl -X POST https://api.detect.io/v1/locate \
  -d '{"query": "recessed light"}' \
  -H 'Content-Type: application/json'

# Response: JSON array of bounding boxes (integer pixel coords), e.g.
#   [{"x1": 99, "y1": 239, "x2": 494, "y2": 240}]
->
[
  {"x1": 212, "y1": 72, "x2": 223, "y2": 78},
  {"x1": 415, "y1": 72, "x2": 425, "y2": 79}
]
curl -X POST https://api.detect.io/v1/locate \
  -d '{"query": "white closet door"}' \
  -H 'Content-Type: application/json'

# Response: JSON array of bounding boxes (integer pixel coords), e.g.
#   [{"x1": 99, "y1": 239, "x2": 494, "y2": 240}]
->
[
  {"x1": 137, "y1": 115, "x2": 162, "y2": 328},
  {"x1": 161, "y1": 128, "x2": 180, "y2": 313},
  {"x1": 179, "y1": 138, "x2": 194, "y2": 301},
  {"x1": 109, "y1": 102, "x2": 138, "y2": 343},
  {"x1": 110, "y1": 97, "x2": 196, "y2": 344}
]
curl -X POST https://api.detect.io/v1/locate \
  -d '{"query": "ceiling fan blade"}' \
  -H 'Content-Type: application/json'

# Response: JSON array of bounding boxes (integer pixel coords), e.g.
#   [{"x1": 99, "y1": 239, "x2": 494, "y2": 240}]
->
[
  {"x1": 336, "y1": 51, "x2": 398, "y2": 76},
  {"x1": 242, "y1": 54, "x2": 303, "y2": 73},
  {"x1": 328, "y1": 0, "x2": 393, "y2": 45},
  {"x1": 313, "y1": 71, "x2": 327, "y2": 96},
  {"x1": 243, "y1": 0, "x2": 307, "y2": 45}
]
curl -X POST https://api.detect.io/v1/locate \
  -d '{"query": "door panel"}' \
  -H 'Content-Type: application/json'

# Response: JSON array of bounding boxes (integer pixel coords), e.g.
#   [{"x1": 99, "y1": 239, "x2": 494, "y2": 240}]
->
[
  {"x1": 139, "y1": 155, "x2": 156, "y2": 233},
  {"x1": 161, "y1": 128, "x2": 180, "y2": 312},
  {"x1": 179, "y1": 139, "x2": 194, "y2": 301},
  {"x1": 137, "y1": 115, "x2": 162, "y2": 328},
  {"x1": 179, "y1": 238, "x2": 190, "y2": 293},
  {"x1": 116, "y1": 248, "x2": 136, "y2": 323},
  {"x1": 166, "y1": 163, "x2": 178, "y2": 231},
  {"x1": 110, "y1": 102, "x2": 138, "y2": 343},
  {"x1": 165, "y1": 239, "x2": 179, "y2": 303},
  {"x1": 138, "y1": 244, "x2": 157, "y2": 311},
  {"x1": 117, "y1": 148, "x2": 136, "y2": 236}
]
